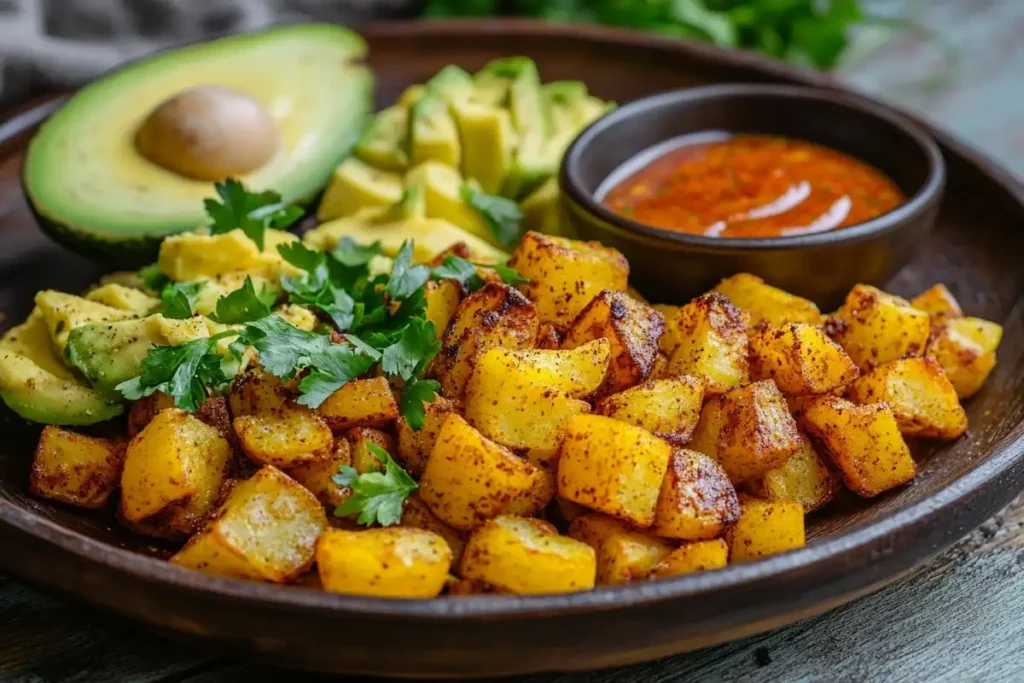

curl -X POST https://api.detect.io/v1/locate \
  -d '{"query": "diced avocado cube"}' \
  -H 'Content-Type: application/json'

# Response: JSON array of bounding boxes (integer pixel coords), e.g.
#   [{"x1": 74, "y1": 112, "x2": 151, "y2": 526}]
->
[
  {"x1": 542, "y1": 80, "x2": 589, "y2": 105},
  {"x1": 398, "y1": 84, "x2": 427, "y2": 109},
  {"x1": 410, "y1": 94, "x2": 462, "y2": 167},
  {"x1": 65, "y1": 318, "x2": 161, "y2": 399},
  {"x1": 317, "y1": 157, "x2": 404, "y2": 221},
  {"x1": 369, "y1": 184, "x2": 427, "y2": 224},
  {"x1": 405, "y1": 162, "x2": 492, "y2": 243},
  {"x1": 425, "y1": 65, "x2": 474, "y2": 102},
  {"x1": 354, "y1": 106, "x2": 409, "y2": 172},
  {"x1": 451, "y1": 101, "x2": 515, "y2": 195}
]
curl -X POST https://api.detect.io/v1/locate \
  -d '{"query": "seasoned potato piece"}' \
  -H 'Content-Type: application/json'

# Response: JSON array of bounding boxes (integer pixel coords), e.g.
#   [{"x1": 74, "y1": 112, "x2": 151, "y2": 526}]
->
[
  {"x1": 460, "y1": 515, "x2": 596, "y2": 595},
  {"x1": 316, "y1": 527, "x2": 452, "y2": 598},
  {"x1": 127, "y1": 392, "x2": 175, "y2": 438},
  {"x1": 664, "y1": 293, "x2": 749, "y2": 394},
  {"x1": 419, "y1": 414, "x2": 538, "y2": 531},
  {"x1": 801, "y1": 396, "x2": 916, "y2": 497},
  {"x1": 471, "y1": 340, "x2": 610, "y2": 399},
  {"x1": 424, "y1": 279, "x2": 462, "y2": 340},
  {"x1": 288, "y1": 438, "x2": 353, "y2": 509},
  {"x1": 847, "y1": 357, "x2": 967, "y2": 439},
  {"x1": 536, "y1": 323, "x2": 564, "y2": 350},
  {"x1": 651, "y1": 449, "x2": 739, "y2": 541},
  {"x1": 911, "y1": 283, "x2": 962, "y2": 321},
  {"x1": 926, "y1": 316, "x2": 1002, "y2": 399},
  {"x1": 557, "y1": 415, "x2": 673, "y2": 527},
  {"x1": 648, "y1": 539, "x2": 729, "y2": 578},
  {"x1": 446, "y1": 577, "x2": 503, "y2": 596},
  {"x1": 649, "y1": 351, "x2": 670, "y2": 381},
  {"x1": 401, "y1": 494, "x2": 466, "y2": 565},
  {"x1": 508, "y1": 231, "x2": 629, "y2": 329},
  {"x1": 713, "y1": 273, "x2": 823, "y2": 326},
  {"x1": 653, "y1": 304, "x2": 682, "y2": 356},
  {"x1": 234, "y1": 406, "x2": 333, "y2": 469},
  {"x1": 748, "y1": 436, "x2": 837, "y2": 513},
  {"x1": 727, "y1": 497, "x2": 805, "y2": 563},
  {"x1": 827, "y1": 284, "x2": 931, "y2": 370},
  {"x1": 347, "y1": 428, "x2": 394, "y2": 474},
  {"x1": 316, "y1": 377, "x2": 399, "y2": 431},
  {"x1": 595, "y1": 376, "x2": 705, "y2": 446},
  {"x1": 31, "y1": 426, "x2": 124, "y2": 509},
  {"x1": 228, "y1": 370, "x2": 291, "y2": 418},
  {"x1": 396, "y1": 396, "x2": 460, "y2": 477},
  {"x1": 569, "y1": 513, "x2": 674, "y2": 585},
  {"x1": 750, "y1": 323, "x2": 859, "y2": 396},
  {"x1": 503, "y1": 465, "x2": 556, "y2": 518},
  {"x1": 430, "y1": 282, "x2": 539, "y2": 398},
  {"x1": 171, "y1": 466, "x2": 327, "y2": 582}
]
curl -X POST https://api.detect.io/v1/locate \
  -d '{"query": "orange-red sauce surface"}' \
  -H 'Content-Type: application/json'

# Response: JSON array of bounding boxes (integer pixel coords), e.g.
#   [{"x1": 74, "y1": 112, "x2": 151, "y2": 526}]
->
[{"x1": 603, "y1": 134, "x2": 905, "y2": 239}]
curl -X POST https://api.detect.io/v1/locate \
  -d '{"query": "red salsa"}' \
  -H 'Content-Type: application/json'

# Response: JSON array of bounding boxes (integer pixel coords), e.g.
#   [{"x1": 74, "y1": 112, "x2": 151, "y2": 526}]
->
[{"x1": 603, "y1": 134, "x2": 905, "y2": 239}]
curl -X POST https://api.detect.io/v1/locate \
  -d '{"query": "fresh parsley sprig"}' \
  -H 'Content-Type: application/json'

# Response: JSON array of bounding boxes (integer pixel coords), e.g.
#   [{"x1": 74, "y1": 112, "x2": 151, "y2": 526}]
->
[
  {"x1": 432, "y1": 254, "x2": 529, "y2": 292},
  {"x1": 117, "y1": 331, "x2": 236, "y2": 412},
  {"x1": 205, "y1": 179, "x2": 303, "y2": 250},
  {"x1": 333, "y1": 443, "x2": 418, "y2": 527},
  {"x1": 210, "y1": 276, "x2": 279, "y2": 325},
  {"x1": 461, "y1": 186, "x2": 524, "y2": 248},
  {"x1": 160, "y1": 281, "x2": 205, "y2": 319}
]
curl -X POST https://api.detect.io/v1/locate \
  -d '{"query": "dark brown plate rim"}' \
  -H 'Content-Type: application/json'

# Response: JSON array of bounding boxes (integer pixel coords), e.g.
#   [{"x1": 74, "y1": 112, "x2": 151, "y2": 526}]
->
[{"x1": 2, "y1": 18, "x2": 1024, "y2": 622}]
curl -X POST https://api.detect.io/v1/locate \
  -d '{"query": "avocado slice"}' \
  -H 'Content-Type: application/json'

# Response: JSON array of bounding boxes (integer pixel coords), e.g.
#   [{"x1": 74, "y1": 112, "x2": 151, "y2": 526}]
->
[
  {"x1": 368, "y1": 184, "x2": 427, "y2": 224},
  {"x1": 405, "y1": 162, "x2": 492, "y2": 243},
  {"x1": 398, "y1": 85, "x2": 428, "y2": 109},
  {"x1": 66, "y1": 318, "x2": 162, "y2": 399},
  {"x1": 157, "y1": 228, "x2": 300, "y2": 282},
  {"x1": 542, "y1": 80, "x2": 589, "y2": 105},
  {"x1": 317, "y1": 157, "x2": 405, "y2": 221},
  {"x1": 23, "y1": 24, "x2": 372, "y2": 265},
  {"x1": 451, "y1": 101, "x2": 515, "y2": 195},
  {"x1": 425, "y1": 65, "x2": 475, "y2": 103},
  {"x1": 409, "y1": 94, "x2": 462, "y2": 167},
  {"x1": 35, "y1": 290, "x2": 138, "y2": 355},
  {"x1": 85, "y1": 283, "x2": 160, "y2": 315},
  {"x1": 354, "y1": 106, "x2": 409, "y2": 172}
]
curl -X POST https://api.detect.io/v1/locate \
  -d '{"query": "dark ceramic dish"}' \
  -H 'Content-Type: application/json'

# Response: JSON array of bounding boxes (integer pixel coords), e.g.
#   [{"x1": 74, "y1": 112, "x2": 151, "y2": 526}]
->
[
  {"x1": 1, "y1": 20, "x2": 1023, "y2": 679},
  {"x1": 560, "y1": 84, "x2": 946, "y2": 308}
]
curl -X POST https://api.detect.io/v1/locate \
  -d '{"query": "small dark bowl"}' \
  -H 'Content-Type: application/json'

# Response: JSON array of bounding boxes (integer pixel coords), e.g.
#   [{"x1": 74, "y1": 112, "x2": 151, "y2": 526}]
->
[{"x1": 560, "y1": 83, "x2": 946, "y2": 308}]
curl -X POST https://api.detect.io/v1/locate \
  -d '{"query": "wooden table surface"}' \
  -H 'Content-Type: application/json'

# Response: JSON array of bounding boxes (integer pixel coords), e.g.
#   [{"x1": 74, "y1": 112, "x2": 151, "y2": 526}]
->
[{"x1": 3, "y1": 1, "x2": 1024, "y2": 680}]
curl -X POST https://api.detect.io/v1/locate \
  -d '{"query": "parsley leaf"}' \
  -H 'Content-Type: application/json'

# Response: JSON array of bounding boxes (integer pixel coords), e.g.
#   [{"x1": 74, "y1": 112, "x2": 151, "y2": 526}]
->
[
  {"x1": 296, "y1": 343, "x2": 378, "y2": 408},
  {"x1": 211, "y1": 276, "x2": 278, "y2": 324},
  {"x1": 277, "y1": 242, "x2": 365, "y2": 331},
  {"x1": 400, "y1": 378, "x2": 441, "y2": 431},
  {"x1": 431, "y1": 255, "x2": 529, "y2": 292},
  {"x1": 332, "y1": 237, "x2": 382, "y2": 267},
  {"x1": 386, "y1": 240, "x2": 431, "y2": 300},
  {"x1": 489, "y1": 263, "x2": 529, "y2": 287},
  {"x1": 138, "y1": 264, "x2": 169, "y2": 292},
  {"x1": 380, "y1": 317, "x2": 440, "y2": 381},
  {"x1": 461, "y1": 186, "x2": 524, "y2": 248},
  {"x1": 278, "y1": 241, "x2": 326, "y2": 273},
  {"x1": 117, "y1": 333, "x2": 234, "y2": 412},
  {"x1": 332, "y1": 444, "x2": 418, "y2": 527},
  {"x1": 160, "y1": 281, "x2": 204, "y2": 319},
  {"x1": 204, "y1": 179, "x2": 303, "y2": 251},
  {"x1": 234, "y1": 315, "x2": 331, "y2": 379}
]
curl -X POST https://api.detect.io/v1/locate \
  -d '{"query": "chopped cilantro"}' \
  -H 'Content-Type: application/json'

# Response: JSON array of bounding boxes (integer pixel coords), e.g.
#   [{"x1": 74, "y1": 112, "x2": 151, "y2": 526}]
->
[
  {"x1": 138, "y1": 264, "x2": 169, "y2": 292},
  {"x1": 332, "y1": 237, "x2": 382, "y2": 267},
  {"x1": 400, "y1": 378, "x2": 441, "y2": 431},
  {"x1": 204, "y1": 179, "x2": 303, "y2": 250},
  {"x1": 210, "y1": 276, "x2": 278, "y2": 324},
  {"x1": 380, "y1": 317, "x2": 440, "y2": 381},
  {"x1": 117, "y1": 332, "x2": 235, "y2": 412},
  {"x1": 386, "y1": 241, "x2": 431, "y2": 300},
  {"x1": 160, "y1": 281, "x2": 204, "y2": 319},
  {"x1": 233, "y1": 315, "x2": 331, "y2": 379},
  {"x1": 431, "y1": 255, "x2": 529, "y2": 292},
  {"x1": 461, "y1": 186, "x2": 524, "y2": 248},
  {"x1": 332, "y1": 444, "x2": 418, "y2": 527}
]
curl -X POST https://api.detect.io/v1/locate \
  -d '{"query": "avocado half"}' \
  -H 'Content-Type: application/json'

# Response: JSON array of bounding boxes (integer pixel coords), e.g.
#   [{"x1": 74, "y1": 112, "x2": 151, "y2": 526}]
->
[{"x1": 22, "y1": 24, "x2": 373, "y2": 266}]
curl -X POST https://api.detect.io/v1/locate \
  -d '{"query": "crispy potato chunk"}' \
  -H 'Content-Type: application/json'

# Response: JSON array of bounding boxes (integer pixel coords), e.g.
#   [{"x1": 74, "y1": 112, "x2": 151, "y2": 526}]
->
[
  {"x1": 127, "y1": 393, "x2": 175, "y2": 438},
  {"x1": 569, "y1": 513, "x2": 674, "y2": 585},
  {"x1": 595, "y1": 376, "x2": 705, "y2": 446},
  {"x1": 847, "y1": 357, "x2": 967, "y2": 439},
  {"x1": 228, "y1": 370, "x2": 290, "y2": 418},
  {"x1": 536, "y1": 323, "x2": 564, "y2": 350},
  {"x1": 171, "y1": 466, "x2": 327, "y2": 582},
  {"x1": 508, "y1": 231, "x2": 629, "y2": 329},
  {"x1": 396, "y1": 396, "x2": 460, "y2": 477},
  {"x1": 468, "y1": 340, "x2": 610, "y2": 400},
  {"x1": 562, "y1": 291, "x2": 664, "y2": 394},
  {"x1": 401, "y1": 494, "x2": 467, "y2": 565},
  {"x1": 652, "y1": 304, "x2": 681, "y2": 355},
  {"x1": 713, "y1": 274, "x2": 823, "y2": 327},
  {"x1": 503, "y1": 464, "x2": 557, "y2": 519},
  {"x1": 234, "y1": 405, "x2": 333, "y2": 469},
  {"x1": 648, "y1": 539, "x2": 729, "y2": 578},
  {"x1": 316, "y1": 377, "x2": 399, "y2": 431},
  {"x1": 288, "y1": 438, "x2": 353, "y2": 510},
  {"x1": 346, "y1": 428, "x2": 394, "y2": 474},
  {"x1": 460, "y1": 515, "x2": 596, "y2": 595},
  {"x1": 557, "y1": 415, "x2": 673, "y2": 527},
  {"x1": 664, "y1": 293, "x2": 749, "y2": 394},
  {"x1": 727, "y1": 497, "x2": 805, "y2": 563},
  {"x1": 748, "y1": 436, "x2": 837, "y2": 513},
  {"x1": 419, "y1": 414, "x2": 538, "y2": 531},
  {"x1": 31, "y1": 426, "x2": 124, "y2": 509},
  {"x1": 316, "y1": 527, "x2": 452, "y2": 598},
  {"x1": 424, "y1": 279, "x2": 462, "y2": 339},
  {"x1": 801, "y1": 396, "x2": 916, "y2": 497},
  {"x1": 827, "y1": 284, "x2": 931, "y2": 370},
  {"x1": 749, "y1": 323, "x2": 859, "y2": 396},
  {"x1": 926, "y1": 316, "x2": 1002, "y2": 399},
  {"x1": 650, "y1": 449, "x2": 739, "y2": 540},
  {"x1": 911, "y1": 283, "x2": 962, "y2": 321},
  {"x1": 649, "y1": 351, "x2": 670, "y2": 381}
]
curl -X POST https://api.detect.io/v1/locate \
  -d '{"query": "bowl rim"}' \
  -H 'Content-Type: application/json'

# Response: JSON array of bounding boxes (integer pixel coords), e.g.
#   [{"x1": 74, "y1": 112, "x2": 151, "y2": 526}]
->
[{"x1": 560, "y1": 82, "x2": 947, "y2": 251}]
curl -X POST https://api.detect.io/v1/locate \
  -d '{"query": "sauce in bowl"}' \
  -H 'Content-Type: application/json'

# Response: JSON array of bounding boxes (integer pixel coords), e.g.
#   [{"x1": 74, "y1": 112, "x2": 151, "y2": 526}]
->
[{"x1": 602, "y1": 134, "x2": 905, "y2": 239}]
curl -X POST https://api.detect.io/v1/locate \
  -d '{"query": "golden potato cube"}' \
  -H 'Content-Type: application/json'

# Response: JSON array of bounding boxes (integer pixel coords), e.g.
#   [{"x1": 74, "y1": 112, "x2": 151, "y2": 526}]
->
[
  {"x1": 595, "y1": 376, "x2": 705, "y2": 446},
  {"x1": 400, "y1": 494, "x2": 466, "y2": 565},
  {"x1": 665, "y1": 293, "x2": 750, "y2": 394},
  {"x1": 508, "y1": 231, "x2": 629, "y2": 329},
  {"x1": 228, "y1": 370, "x2": 290, "y2": 418},
  {"x1": 171, "y1": 466, "x2": 327, "y2": 582},
  {"x1": 649, "y1": 351, "x2": 670, "y2": 380},
  {"x1": 233, "y1": 405, "x2": 333, "y2": 469},
  {"x1": 460, "y1": 515, "x2": 596, "y2": 595},
  {"x1": 396, "y1": 396, "x2": 460, "y2": 477},
  {"x1": 712, "y1": 273, "x2": 823, "y2": 327},
  {"x1": 562, "y1": 291, "x2": 664, "y2": 394},
  {"x1": 468, "y1": 339, "x2": 611, "y2": 400},
  {"x1": 926, "y1": 316, "x2": 1002, "y2": 398},
  {"x1": 911, "y1": 283, "x2": 962, "y2": 321},
  {"x1": 749, "y1": 323, "x2": 859, "y2": 396},
  {"x1": 557, "y1": 414, "x2": 673, "y2": 527},
  {"x1": 749, "y1": 436, "x2": 837, "y2": 513},
  {"x1": 347, "y1": 427, "x2": 395, "y2": 474},
  {"x1": 288, "y1": 438, "x2": 353, "y2": 509},
  {"x1": 536, "y1": 322, "x2": 564, "y2": 350},
  {"x1": 827, "y1": 284, "x2": 931, "y2": 370},
  {"x1": 847, "y1": 357, "x2": 967, "y2": 439},
  {"x1": 648, "y1": 539, "x2": 729, "y2": 578},
  {"x1": 801, "y1": 396, "x2": 916, "y2": 497},
  {"x1": 650, "y1": 449, "x2": 739, "y2": 541},
  {"x1": 446, "y1": 577, "x2": 503, "y2": 596},
  {"x1": 127, "y1": 392, "x2": 175, "y2": 438},
  {"x1": 31, "y1": 426, "x2": 124, "y2": 509},
  {"x1": 503, "y1": 465, "x2": 557, "y2": 518},
  {"x1": 727, "y1": 497, "x2": 805, "y2": 563},
  {"x1": 430, "y1": 282, "x2": 539, "y2": 398},
  {"x1": 419, "y1": 414, "x2": 538, "y2": 531},
  {"x1": 569, "y1": 513, "x2": 674, "y2": 585},
  {"x1": 316, "y1": 527, "x2": 452, "y2": 598},
  {"x1": 424, "y1": 278, "x2": 462, "y2": 339},
  {"x1": 653, "y1": 304, "x2": 682, "y2": 356},
  {"x1": 315, "y1": 377, "x2": 399, "y2": 431}
]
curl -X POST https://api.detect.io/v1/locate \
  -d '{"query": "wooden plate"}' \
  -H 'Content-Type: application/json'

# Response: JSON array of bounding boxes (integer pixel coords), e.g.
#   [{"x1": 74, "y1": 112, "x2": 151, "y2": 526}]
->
[{"x1": 1, "y1": 20, "x2": 1023, "y2": 679}]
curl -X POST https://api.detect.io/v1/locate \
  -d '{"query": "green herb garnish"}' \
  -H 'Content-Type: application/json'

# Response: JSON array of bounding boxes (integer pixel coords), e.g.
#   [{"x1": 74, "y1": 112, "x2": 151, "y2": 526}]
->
[
  {"x1": 210, "y1": 276, "x2": 279, "y2": 324},
  {"x1": 138, "y1": 263, "x2": 169, "y2": 292},
  {"x1": 160, "y1": 281, "x2": 204, "y2": 319},
  {"x1": 205, "y1": 179, "x2": 303, "y2": 250},
  {"x1": 461, "y1": 186, "x2": 524, "y2": 248},
  {"x1": 116, "y1": 332, "x2": 235, "y2": 412},
  {"x1": 432, "y1": 255, "x2": 528, "y2": 292},
  {"x1": 333, "y1": 444, "x2": 419, "y2": 527}
]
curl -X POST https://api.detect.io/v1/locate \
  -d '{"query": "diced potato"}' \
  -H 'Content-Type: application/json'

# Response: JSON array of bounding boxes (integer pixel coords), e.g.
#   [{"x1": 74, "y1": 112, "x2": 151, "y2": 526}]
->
[
  {"x1": 827, "y1": 284, "x2": 931, "y2": 370},
  {"x1": 713, "y1": 273, "x2": 823, "y2": 326},
  {"x1": 847, "y1": 357, "x2": 967, "y2": 439},
  {"x1": 503, "y1": 465, "x2": 556, "y2": 518},
  {"x1": 727, "y1": 497, "x2": 805, "y2": 563},
  {"x1": 653, "y1": 304, "x2": 682, "y2": 356},
  {"x1": 664, "y1": 293, "x2": 749, "y2": 394},
  {"x1": 31, "y1": 426, "x2": 125, "y2": 509},
  {"x1": 424, "y1": 279, "x2": 462, "y2": 340},
  {"x1": 400, "y1": 494, "x2": 467, "y2": 565},
  {"x1": 347, "y1": 428, "x2": 394, "y2": 474},
  {"x1": 127, "y1": 392, "x2": 175, "y2": 438},
  {"x1": 396, "y1": 396, "x2": 460, "y2": 477},
  {"x1": 536, "y1": 323, "x2": 564, "y2": 350},
  {"x1": 748, "y1": 436, "x2": 837, "y2": 513},
  {"x1": 911, "y1": 283, "x2": 962, "y2": 321},
  {"x1": 926, "y1": 316, "x2": 1002, "y2": 398},
  {"x1": 430, "y1": 282, "x2": 539, "y2": 398},
  {"x1": 749, "y1": 323, "x2": 859, "y2": 396},
  {"x1": 419, "y1": 414, "x2": 538, "y2": 531},
  {"x1": 468, "y1": 340, "x2": 610, "y2": 400},
  {"x1": 801, "y1": 396, "x2": 916, "y2": 497},
  {"x1": 194, "y1": 396, "x2": 238, "y2": 450},
  {"x1": 228, "y1": 370, "x2": 290, "y2": 418},
  {"x1": 595, "y1": 376, "x2": 705, "y2": 446},
  {"x1": 508, "y1": 231, "x2": 629, "y2": 329},
  {"x1": 316, "y1": 377, "x2": 399, "y2": 431},
  {"x1": 650, "y1": 449, "x2": 739, "y2": 541},
  {"x1": 557, "y1": 414, "x2": 673, "y2": 527},
  {"x1": 460, "y1": 515, "x2": 596, "y2": 595},
  {"x1": 234, "y1": 405, "x2": 334, "y2": 469},
  {"x1": 446, "y1": 577, "x2": 502, "y2": 596},
  {"x1": 648, "y1": 539, "x2": 729, "y2": 578},
  {"x1": 649, "y1": 351, "x2": 670, "y2": 380},
  {"x1": 288, "y1": 438, "x2": 353, "y2": 509},
  {"x1": 569, "y1": 513, "x2": 674, "y2": 585},
  {"x1": 316, "y1": 527, "x2": 452, "y2": 598},
  {"x1": 171, "y1": 466, "x2": 327, "y2": 582},
  {"x1": 562, "y1": 291, "x2": 664, "y2": 395}
]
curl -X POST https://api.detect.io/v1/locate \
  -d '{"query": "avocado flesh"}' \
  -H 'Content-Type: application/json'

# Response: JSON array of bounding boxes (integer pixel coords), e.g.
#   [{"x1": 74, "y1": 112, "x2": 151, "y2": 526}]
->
[
  {"x1": 410, "y1": 95, "x2": 462, "y2": 168},
  {"x1": 66, "y1": 318, "x2": 162, "y2": 399},
  {"x1": 451, "y1": 101, "x2": 515, "y2": 195},
  {"x1": 35, "y1": 290, "x2": 139, "y2": 355},
  {"x1": 425, "y1": 66, "x2": 475, "y2": 102},
  {"x1": 317, "y1": 157, "x2": 405, "y2": 221},
  {"x1": 354, "y1": 106, "x2": 409, "y2": 172},
  {"x1": 85, "y1": 283, "x2": 160, "y2": 314},
  {"x1": 23, "y1": 24, "x2": 372, "y2": 265},
  {"x1": 405, "y1": 162, "x2": 492, "y2": 244},
  {"x1": 368, "y1": 184, "x2": 427, "y2": 224}
]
